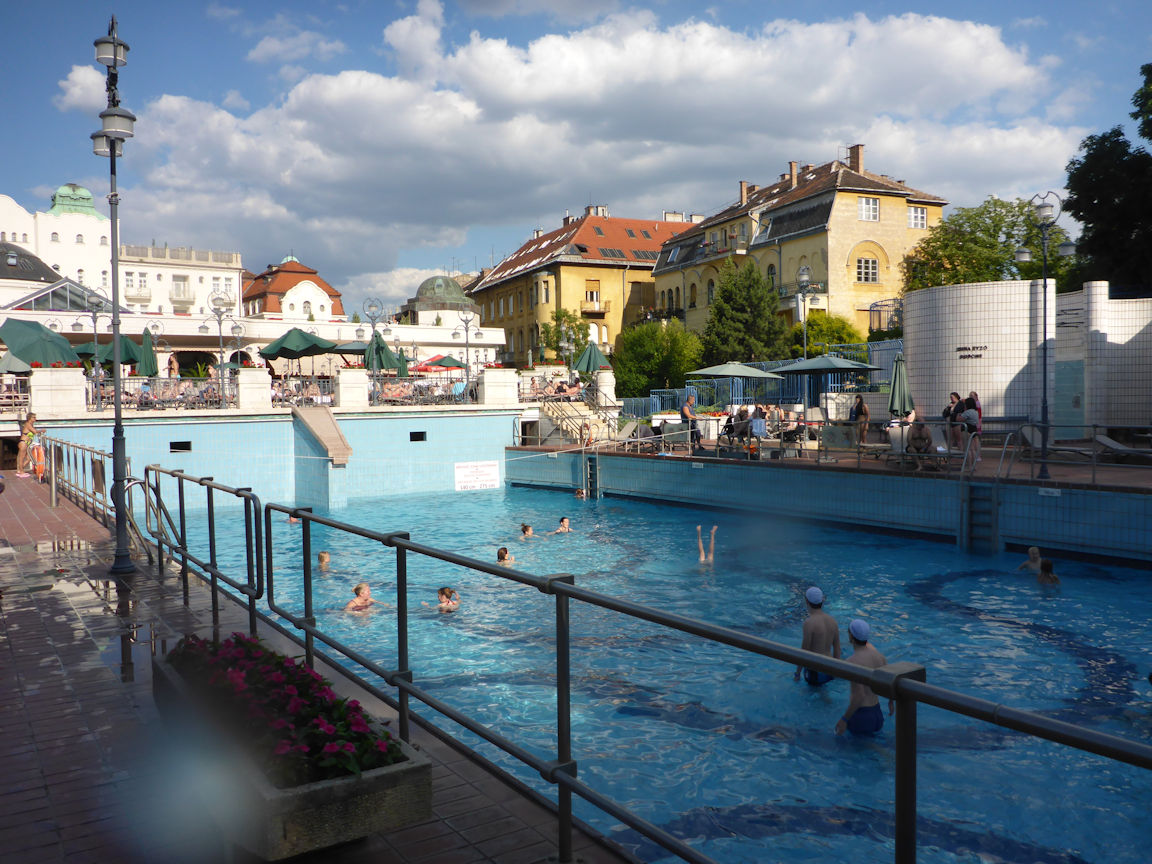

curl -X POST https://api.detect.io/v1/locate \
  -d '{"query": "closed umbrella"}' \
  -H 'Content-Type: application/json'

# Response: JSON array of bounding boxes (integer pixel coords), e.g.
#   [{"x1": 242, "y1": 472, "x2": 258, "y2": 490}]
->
[
  {"x1": 365, "y1": 331, "x2": 401, "y2": 373},
  {"x1": 394, "y1": 347, "x2": 408, "y2": 378},
  {"x1": 259, "y1": 328, "x2": 337, "y2": 360},
  {"x1": 887, "y1": 353, "x2": 915, "y2": 421},
  {"x1": 0, "y1": 319, "x2": 81, "y2": 365},
  {"x1": 573, "y1": 342, "x2": 612, "y2": 373},
  {"x1": 96, "y1": 334, "x2": 143, "y2": 366},
  {"x1": 137, "y1": 328, "x2": 160, "y2": 377}
]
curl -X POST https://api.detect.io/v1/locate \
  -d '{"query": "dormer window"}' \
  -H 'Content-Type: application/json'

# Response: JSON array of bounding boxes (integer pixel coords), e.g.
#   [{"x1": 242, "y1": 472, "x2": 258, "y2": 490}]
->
[{"x1": 100, "y1": 235, "x2": 108, "y2": 245}]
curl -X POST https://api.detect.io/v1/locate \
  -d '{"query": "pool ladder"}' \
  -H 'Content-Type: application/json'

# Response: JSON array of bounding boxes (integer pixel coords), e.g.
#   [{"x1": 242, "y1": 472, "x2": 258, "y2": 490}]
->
[
  {"x1": 963, "y1": 482, "x2": 998, "y2": 553},
  {"x1": 585, "y1": 454, "x2": 599, "y2": 498}
]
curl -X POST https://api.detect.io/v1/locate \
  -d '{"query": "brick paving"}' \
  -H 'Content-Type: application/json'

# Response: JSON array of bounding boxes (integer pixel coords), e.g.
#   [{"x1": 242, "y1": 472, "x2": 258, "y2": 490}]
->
[{"x1": 0, "y1": 479, "x2": 637, "y2": 864}]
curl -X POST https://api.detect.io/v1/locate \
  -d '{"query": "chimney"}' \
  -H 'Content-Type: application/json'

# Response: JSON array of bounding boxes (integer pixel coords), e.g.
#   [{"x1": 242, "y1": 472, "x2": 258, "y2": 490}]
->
[
  {"x1": 689, "y1": 213, "x2": 706, "y2": 223},
  {"x1": 532, "y1": 228, "x2": 543, "y2": 239},
  {"x1": 789, "y1": 161, "x2": 798, "y2": 189},
  {"x1": 848, "y1": 143, "x2": 864, "y2": 172},
  {"x1": 748, "y1": 184, "x2": 759, "y2": 194},
  {"x1": 584, "y1": 205, "x2": 609, "y2": 218},
  {"x1": 662, "y1": 210, "x2": 684, "y2": 222},
  {"x1": 739, "y1": 180, "x2": 749, "y2": 205}
]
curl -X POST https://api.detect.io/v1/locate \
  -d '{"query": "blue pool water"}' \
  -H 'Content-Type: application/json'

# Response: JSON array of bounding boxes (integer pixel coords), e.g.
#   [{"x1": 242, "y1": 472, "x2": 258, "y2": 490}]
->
[{"x1": 184, "y1": 487, "x2": 1152, "y2": 864}]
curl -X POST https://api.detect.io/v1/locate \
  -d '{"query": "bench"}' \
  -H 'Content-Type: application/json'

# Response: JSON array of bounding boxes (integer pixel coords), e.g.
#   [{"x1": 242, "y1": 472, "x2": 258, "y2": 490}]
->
[{"x1": 659, "y1": 421, "x2": 693, "y2": 452}]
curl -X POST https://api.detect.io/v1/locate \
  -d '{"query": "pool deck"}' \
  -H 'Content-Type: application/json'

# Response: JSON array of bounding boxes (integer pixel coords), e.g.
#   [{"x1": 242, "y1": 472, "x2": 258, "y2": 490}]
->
[{"x1": 0, "y1": 475, "x2": 636, "y2": 864}]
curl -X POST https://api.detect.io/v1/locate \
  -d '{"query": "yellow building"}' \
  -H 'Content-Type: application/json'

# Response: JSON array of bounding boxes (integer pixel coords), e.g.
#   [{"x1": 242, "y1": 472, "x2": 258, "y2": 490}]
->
[
  {"x1": 469, "y1": 206, "x2": 688, "y2": 366},
  {"x1": 653, "y1": 144, "x2": 947, "y2": 334}
]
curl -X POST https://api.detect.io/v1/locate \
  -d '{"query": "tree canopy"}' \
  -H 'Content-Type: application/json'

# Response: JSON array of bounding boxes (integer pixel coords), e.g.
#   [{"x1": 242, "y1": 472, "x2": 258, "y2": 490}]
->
[
  {"x1": 700, "y1": 259, "x2": 789, "y2": 365},
  {"x1": 538, "y1": 308, "x2": 590, "y2": 363},
  {"x1": 900, "y1": 197, "x2": 1076, "y2": 293},
  {"x1": 1064, "y1": 62, "x2": 1152, "y2": 288},
  {"x1": 612, "y1": 319, "x2": 703, "y2": 397},
  {"x1": 787, "y1": 313, "x2": 865, "y2": 358}
]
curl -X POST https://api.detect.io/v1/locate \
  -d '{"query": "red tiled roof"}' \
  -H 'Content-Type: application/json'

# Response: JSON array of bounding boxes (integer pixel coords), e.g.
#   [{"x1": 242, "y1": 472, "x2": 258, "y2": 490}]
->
[
  {"x1": 473, "y1": 215, "x2": 689, "y2": 292},
  {"x1": 242, "y1": 259, "x2": 345, "y2": 316}
]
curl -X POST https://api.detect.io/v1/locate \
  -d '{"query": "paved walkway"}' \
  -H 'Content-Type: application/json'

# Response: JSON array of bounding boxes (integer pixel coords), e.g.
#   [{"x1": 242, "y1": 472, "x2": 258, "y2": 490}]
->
[{"x1": 0, "y1": 476, "x2": 636, "y2": 864}]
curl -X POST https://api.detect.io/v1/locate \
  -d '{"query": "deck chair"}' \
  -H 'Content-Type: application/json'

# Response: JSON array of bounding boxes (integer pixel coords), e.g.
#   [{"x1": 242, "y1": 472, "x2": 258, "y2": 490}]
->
[
  {"x1": 1018, "y1": 426, "x2": 1095, "y2": 459},
  {"x1": 1094, "y1": 434, "x2": 1152, "y2": 462},
  {"x1": 616, "y1": 420, "x2": 638, "y2": 449}
]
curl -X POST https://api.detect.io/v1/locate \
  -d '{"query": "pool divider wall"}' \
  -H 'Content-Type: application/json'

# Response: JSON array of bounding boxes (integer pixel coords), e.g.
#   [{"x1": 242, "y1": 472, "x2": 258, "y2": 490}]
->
[{"x1": 505, "y1": 449, "x2": 1152, "y2": 563}]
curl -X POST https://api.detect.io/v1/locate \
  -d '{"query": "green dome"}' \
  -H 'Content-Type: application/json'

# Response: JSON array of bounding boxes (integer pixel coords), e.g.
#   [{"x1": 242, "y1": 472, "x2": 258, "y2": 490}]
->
[
  {"x1": 280, "y1": 255, "x2": 300, "y2": 264},
  {"x1": 47, "y1": 183, "x2": 104, "y2": 219},
  {"x1": 415, "y1": 275, "x2": 466, "y2": 300}
]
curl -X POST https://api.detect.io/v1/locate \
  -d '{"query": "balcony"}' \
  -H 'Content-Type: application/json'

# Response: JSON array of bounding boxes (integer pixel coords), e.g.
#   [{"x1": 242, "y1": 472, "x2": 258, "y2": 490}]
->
[
  {"x1": 169, "y1": 283, "x2": 195, "y2": 305},
  {"x1": 580, "y1": 300, "x2": 610, "y2": 317},
  {"x1": 124, "y1": 282, "x2": 151, "y2": 302}
]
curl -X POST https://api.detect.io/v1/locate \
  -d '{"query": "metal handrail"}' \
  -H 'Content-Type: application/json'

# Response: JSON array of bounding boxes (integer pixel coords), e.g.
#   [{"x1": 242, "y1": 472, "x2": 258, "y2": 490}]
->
[
  {"x1": 999, "y1": 422, "x2": 1152, "y2": 485},
  {"x1": 138, "y1": 472, "x2": 1152, "y2": 864}
]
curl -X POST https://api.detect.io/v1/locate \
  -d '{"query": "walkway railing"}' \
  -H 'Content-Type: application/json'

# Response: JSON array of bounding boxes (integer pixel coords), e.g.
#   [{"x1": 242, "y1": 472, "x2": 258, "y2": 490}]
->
[
  {"x1": 87, "y1": 376, "x2": 238, "y2": 410},
  {"x1": 138, "y1": 464, "x2": 1152, "y2": 864},
  {"x1": 999, "y1": 423, "x2": 1152, "y2": 484}
]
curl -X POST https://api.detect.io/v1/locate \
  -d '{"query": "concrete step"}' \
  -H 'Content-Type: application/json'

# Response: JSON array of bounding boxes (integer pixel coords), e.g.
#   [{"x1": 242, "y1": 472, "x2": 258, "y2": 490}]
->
[{"x1": 292, "y1": 406, "x2": 353, "y2": 466}]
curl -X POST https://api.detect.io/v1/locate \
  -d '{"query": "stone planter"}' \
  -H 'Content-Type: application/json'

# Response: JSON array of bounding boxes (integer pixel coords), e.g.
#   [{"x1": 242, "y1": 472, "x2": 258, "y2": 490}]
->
[{"x1": 152, "y1": 657, "x2": 432, "y2": 860}]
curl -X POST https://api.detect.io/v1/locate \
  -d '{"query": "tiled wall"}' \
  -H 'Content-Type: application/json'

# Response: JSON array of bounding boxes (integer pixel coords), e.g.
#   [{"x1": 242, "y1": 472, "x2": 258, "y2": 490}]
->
[
  {"x1": 903, "y1": 279, "x2": 1047, "y2": 423},
  {"x1": 507, "y1": 450, "x2": 1152, "y2": 562},
  {"x1": 48, "y1": 410, "x2": 519, "y2": 511},
  {"x1": 1081, "y1": 282, "x2": 1152, "y2": 426}
]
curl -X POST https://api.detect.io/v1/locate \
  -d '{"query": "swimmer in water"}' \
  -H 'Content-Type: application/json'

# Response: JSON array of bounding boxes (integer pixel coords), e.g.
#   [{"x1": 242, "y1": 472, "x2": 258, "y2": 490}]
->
[
  {"x1": 696, "y1": 525, "x2": 716, "y2": 563},
  {"x1": 423, "y1": 586, "x2": 460, "y2": 613},
  {"x1": 795, "y1": 586, "x2": 840, "y2": 686},
  {"x1": 1017, "y1": 546, "x2": 1042, "y2": 573},
  {"x1": 1037, "y1": 558, "x2": 1060, "y2": 586},
  {"x1": 497, "y1": 546, "x2": 515, "y2": 565},
  {"x1": 520, "y1": 523, "x2": 535, "y2": 540},
  {"x1": 317, "y1": 551, "x2": 331, "y2": 572},
  {"x1": 550, "y1": 517, "x2": 572, "y2": 534},
  {"x1": 834, "y1": 619, "x2": 894, "y2": 736},
  {"x1": 344, "y1": 582, "x2": 382, "y2": 612}
]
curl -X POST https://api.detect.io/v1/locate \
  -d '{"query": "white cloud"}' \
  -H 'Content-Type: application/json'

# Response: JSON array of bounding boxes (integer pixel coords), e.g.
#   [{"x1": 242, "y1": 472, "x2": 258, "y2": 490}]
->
[
  {"x1": 337, "y1": 267, "x2": 447, "y2": 316},
  {"x1": 1011, "y1": 16, "x2": 1046, "y2": 29},
  {"x1": 456, "y1": 0, "x2": 619, "y2": 22},
  {"x1": 53, "y1": 65, "x2": 106, "y2": 113},
  {"x1": 206, "y1": 3, "x2": 241, "y2": 21},
  {"x1": 121, "y1": 11, "x2": 1082, "y2": 294},
  {"x1": 247, "y1": 30, "x2": 347, "y2": 64},
  {"x1": 222, "y1": 90, "x2": 250, "y2": 111}
]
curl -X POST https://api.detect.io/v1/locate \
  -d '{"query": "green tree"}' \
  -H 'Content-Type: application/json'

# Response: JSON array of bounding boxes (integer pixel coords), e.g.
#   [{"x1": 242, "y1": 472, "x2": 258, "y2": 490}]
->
[
  {"x1": 350, "y1": 312, "x2": 362, "y2": 323},
  {"x1": 787, "y1": 313, "x2": 864, "y2": 359},
  {"x1": 612, "y1": 320, "x2": 703, "y2": 397},
  {"x1": 900, "y1": 197, "x2": 1075, "y2": 293},
  {"x1": 700, "y1": 259, "x2": 789, "y2": 365},
  {"x1": 539, "y1": 308, "x2": 590, "y2": 363},
  {"x1": 1064, "y1": 63, "x2": 1152, "y2": 286}
]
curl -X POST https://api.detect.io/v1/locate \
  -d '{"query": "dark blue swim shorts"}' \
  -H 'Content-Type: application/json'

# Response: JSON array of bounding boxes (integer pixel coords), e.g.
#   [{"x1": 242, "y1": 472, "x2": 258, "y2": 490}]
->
[{"x1": 846, "y1": 703, "x2": 884, "y2": 735}]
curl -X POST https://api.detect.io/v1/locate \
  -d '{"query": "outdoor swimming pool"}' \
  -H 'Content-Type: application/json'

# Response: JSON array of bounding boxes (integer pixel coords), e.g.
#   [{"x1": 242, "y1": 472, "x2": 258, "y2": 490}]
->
[{"x1": 184, "y1": 486, "x2": 1152, "y2": 863}]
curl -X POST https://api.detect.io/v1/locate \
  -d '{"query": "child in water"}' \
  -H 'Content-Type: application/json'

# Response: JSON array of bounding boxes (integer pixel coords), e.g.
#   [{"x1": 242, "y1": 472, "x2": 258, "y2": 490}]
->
[
  {"x1": 423, "y1": 586, "x2": 460, "y2": 613},
  {"x1": 497, "y1": 547, "x2": 515, "y2": 565},
  {"x1": 1037, "y1": 559, "x2": 1060, "y2": 586},
  {"x1": 317, "y1": 551, "x2": 331, "y2": 572}
]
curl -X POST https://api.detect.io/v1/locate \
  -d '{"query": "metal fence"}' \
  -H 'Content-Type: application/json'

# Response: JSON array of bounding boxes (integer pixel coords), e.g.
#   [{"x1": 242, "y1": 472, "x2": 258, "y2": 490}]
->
[
  {"x1": 87, "y1": 376, "x2": 238, "y2": 410},
  {"x1": 368, "y1": 374, "x2": 474, "y2": 406},
  {"x1": 0, "y1": 375, "x2": 30, "y2": 412},
  {"x1": 139, "y1": 464, "x2": 1152, "y2": 864},
  {"x1": 274, "y1": 375, "x2": 337, "y2": 407}
]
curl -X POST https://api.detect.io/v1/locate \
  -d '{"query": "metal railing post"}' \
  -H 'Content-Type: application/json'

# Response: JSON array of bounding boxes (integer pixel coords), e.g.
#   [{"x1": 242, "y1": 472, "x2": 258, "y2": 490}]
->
[
  {"x1": 300, "y1": 509, "x2": 315, "y2": 669},
  {"x1": 48, "y1": 445, "x2": 58, "y2": 508},
  {"x1": 204, "y1": 478, "x2": 218, "y2": 625},
  {"x1": 871, "y1": 661, "x2": 927, "y2": 864},
  {"x1": 240, "y1": 490, "x2": 258, "y2": 635},
  {"x1": 549, "y1": 572, "x2": 577, "y2": 863},
  {"x1": 395, "y1": 537, "x2": 411, "y2": 742},
  {"x1": 177, "y1": 475, "x2": 189, "y2": 602}
]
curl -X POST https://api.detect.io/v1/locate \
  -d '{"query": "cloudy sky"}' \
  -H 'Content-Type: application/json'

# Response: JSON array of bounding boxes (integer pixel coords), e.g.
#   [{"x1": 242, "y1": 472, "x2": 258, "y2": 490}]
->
[{"x1": 6, "y1": 0, "x2": 1150, "y2": 314}]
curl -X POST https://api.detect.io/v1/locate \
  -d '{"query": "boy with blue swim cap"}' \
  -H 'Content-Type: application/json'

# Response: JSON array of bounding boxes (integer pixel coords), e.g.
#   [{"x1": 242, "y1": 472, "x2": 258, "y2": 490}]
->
[
  {"x1": 795, "y1": 586, "x2": 840, "y2": 686},
  {"x1": 834, "y1": 618, "x2": 895, "y2": 736}
]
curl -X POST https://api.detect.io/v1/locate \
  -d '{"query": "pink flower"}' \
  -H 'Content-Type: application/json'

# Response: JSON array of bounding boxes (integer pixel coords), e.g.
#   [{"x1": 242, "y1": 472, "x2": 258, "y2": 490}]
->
[
  {"x1": 226, "y1": 668, "x2": 248, "y2": 692},
  {"x1": 282, "y1": 685, "x2": 298, "y2": 696},
  {"x1": 322, "y1": 742, "x2": 343, "y2": 754},
  {"x1": 349, "y1": 716, "x2": 371, "y2": 734},
  {"x1": 314, "y1": 717, "x2": 336, "y2": 735},
  {"x1": 287, "y1": 696, "x2": 307, "y2": 713},
  {"x1": 268, "y1": 671, "x2": 285, "y2": 684},
  {"x1": 271, "y1": 718, "x2": 292, "y2": 730},
  {"x1": 274, "y1": 740, "x2": 293, "y2": 755},
  {"x1": 342, "y1": 742, "x2": 356, "y2": 753}
]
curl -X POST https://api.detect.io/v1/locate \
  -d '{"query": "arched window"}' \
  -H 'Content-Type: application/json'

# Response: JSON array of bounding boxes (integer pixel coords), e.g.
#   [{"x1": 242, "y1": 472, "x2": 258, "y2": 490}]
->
[
  {"x1": 689, "y1": 284, "x2": 698, "y2": 308},
  {"x1": 22, "y1": 233, "x2": 28, "y2": 242},
  {"x1": 101, "y1": 270, "x2": 108, "y2": 287},
  {"x1": 674, "y1": 286, "x2": 681, "y2": 309},
  {"x1": 51, "y1": 232, "x2": 59, "y2": 242},
  {"x1": 302, "y1": 301, "x2": 312, "y2": 316},
  {"x1": 766, "y1": 264, "x2": 776, "y2": 289},
  {"x1": 100, "y1": 235, "x2": 108, "y2": 246},
  {"x1": 76, "y1": 234, "x2": 84, "y2": 244},
  {"x1": 707, "y1": 279, "x2": 715, "y2": 304},
  {"x1": 659, "y1": 290, "x2": 665, "y2": 309},
  {"x1": 77, "y1": 269, "x2": 85, "y2": 284},
  {"x1": 1, "y1": 232, "x2": 5, "y2": 241}
]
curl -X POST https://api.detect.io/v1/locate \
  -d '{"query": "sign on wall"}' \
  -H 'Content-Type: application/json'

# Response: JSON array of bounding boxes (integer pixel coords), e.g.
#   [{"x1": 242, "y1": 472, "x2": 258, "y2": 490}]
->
[{"x1": 454, "y1": 460, "x2": 501, "y2": 491}]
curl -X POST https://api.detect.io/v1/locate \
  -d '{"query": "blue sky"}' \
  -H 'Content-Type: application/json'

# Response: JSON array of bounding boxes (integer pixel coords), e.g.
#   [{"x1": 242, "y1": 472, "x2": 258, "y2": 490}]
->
[{"x1": 5, "y1": 0, "x2": 1150, "y2": 313}]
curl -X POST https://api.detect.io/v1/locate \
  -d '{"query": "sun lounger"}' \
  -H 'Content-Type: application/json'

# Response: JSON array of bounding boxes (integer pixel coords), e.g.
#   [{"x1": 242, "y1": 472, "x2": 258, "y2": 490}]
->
[{"x1": 1094, "y1": 434, "x2": 1152, "y2": 461}]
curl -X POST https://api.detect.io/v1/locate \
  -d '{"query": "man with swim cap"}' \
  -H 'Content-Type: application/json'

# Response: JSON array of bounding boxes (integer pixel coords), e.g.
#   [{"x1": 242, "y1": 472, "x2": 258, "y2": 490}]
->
[
  {"x1": 834, "y1": 619, "x2": 895, "y2": 736},
  {"x1": 795, "y1": 586, "x2": 840, "y2": 686}
]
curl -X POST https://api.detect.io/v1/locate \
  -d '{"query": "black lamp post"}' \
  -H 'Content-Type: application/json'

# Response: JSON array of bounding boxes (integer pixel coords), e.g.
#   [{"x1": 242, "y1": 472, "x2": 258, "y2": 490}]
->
[
  {"x1": 1014, "y1": 192, "x2": 1076, "y2": 480},
  {"x1": 198, "y1": 290, "x2": 235, "y2": 407},
  {"x1": 91, "y1": 16, "x2": 136, "y2": 575},
  {"x1": 72, "y1": 292, "x2": 110, "y2": 410},
  {"x1": 452, "y1": 308, "x2": 482, "y2": 396},
  {"x1": 796, "y1": 265, "x2": 817, "y2": 360}
]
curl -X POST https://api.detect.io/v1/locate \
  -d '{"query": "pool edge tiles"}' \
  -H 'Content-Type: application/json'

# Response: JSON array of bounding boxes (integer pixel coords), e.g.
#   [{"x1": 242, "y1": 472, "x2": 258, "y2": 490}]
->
[{"x1": 505, "y1": 448, "x2": 1152, "y2": 564}]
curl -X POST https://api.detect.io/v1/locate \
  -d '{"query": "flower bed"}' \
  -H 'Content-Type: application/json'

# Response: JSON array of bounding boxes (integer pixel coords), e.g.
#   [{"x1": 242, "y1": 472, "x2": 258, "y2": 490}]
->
[{"x1": 154, "y1": 632, "x2": 431, "y2": 859}]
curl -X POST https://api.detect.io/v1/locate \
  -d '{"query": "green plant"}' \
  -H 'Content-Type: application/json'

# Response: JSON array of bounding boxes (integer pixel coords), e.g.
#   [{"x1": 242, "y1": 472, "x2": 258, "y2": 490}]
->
[{"x1": 165, "y1": 632, "x2": 404, "y2": 788}]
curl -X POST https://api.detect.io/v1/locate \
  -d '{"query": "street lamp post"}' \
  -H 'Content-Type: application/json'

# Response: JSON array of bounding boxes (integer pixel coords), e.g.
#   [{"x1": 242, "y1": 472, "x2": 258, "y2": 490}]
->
[
  {"x1": 796, "y1": 266, "x2": 815, "y2": 360},
  {"x1": 91, "y1": 16, "x2": 136, "y2": 575},
  {"x1": 1014, "y1": 192, "x2": 1076, "y2": 480},
  {"x1": 198, "y1": 290, "x2": 235, "y2": 407},
  {"x1": 73, "y1": 292, "x2": 110, "y2": 410},
  {"x1": 451, "y1": 309, "x2": 482, "y2": 398},
  {"x1": 362, "y1": 297, "x2": 389, "y2": 336}
]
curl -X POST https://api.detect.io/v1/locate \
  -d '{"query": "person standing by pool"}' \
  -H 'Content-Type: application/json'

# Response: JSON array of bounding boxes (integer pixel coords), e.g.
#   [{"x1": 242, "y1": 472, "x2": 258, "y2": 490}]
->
[
  {"x1": 834, "y1": 619, "x2": 894, "y2": 736},
  {"x1": 681, "y1": 394, "x2": 703, "y2": 446},
  {"x1": 696, "y1": 525, "x2": 717, "y2": 563},
  {"x1": 15, "y1": 412, "x2": 37, "y2": 477},
  {"x1": 795, "y1": 587, "x2": 840, "y2": 686},
  {"x1": 848, "y1": 394, "x2": 870, "y2": 444}
]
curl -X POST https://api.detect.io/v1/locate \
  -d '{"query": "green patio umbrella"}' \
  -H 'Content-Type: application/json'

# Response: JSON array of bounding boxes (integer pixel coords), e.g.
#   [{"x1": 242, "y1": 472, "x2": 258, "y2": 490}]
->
[
  {"x1": 0, "y1": 319, "x2": 81, "y2": 365},
  {"x1": 259, "y1": 327, "x2": 337, "y2": 360},
  {"x1": 137, "y1": 328, "x2": 160, "y2": 377},
  {"x1": 394, "y1": 347, "x2": 408, "y2": 378},
  {"x1": 72, "y1": 341, "x2": 99, "y2": 357},
  {"x1": 887, "y1": 352, "x2": 914, "y2": 420},
  {"x1": 426, "y1": 355, "x2": 463, "y2": 368},
  {"x1": 572, "y1": 342, "x2": 613, "y2": 373},
  {"x1": 688, "y1": 361, "x2": 782, "y2": 379},
  {"x1": 0, "y1": 352, "x2": 32, "y2": 373},
  {"x1": 365, "y1": 330, "x2": 401, "y2": 373},
  {"x1": 776, "y1": 355, "x2": 882, "y2": 424},
  {"x1": 333, "y1": 341, "x2": 370, "y2": 355},
  {"x1": 96, "y1": 334, "x2": 144, "y2": 366}
]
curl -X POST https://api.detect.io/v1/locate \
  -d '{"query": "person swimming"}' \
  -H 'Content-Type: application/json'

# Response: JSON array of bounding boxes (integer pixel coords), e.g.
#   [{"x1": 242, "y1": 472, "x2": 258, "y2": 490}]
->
[
  {"x1": 1038, "y1": 558, "x2": 1060, "y2": 585},
  {"x1": 317, "y1": 551, "x2": 331, "y2": 572},
  {"x1": 423, "y1": 586, "x2": 460, "y2": 613},
  {"x1": 497, "y1": 546, "x2": 515, "y2": 565},
  {"x1": 1018, "y1": 547, "x2": 1042, "y2": 573},
  {"x1": 344, "y1": 582, "x2": 382, "y2": 612},
  {"x1": 520, "y1": 523, "x2": 536, "y2": 540},
  {"x1": 795, "y1": 587, "x2": 840, "y2": 686},
  {"x1": 550, "y1": 517, "x2": 572, "y2": 534},
  {"x1": 696, "y1": 525, "x2": 716, "y2": 563}
]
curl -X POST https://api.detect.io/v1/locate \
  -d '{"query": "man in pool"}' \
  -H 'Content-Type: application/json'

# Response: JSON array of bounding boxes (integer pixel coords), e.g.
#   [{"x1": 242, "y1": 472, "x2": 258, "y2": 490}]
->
[
  {"x1": 795, "y1": 586, "x2": 840, "y2": 686},
  {"x1": 835, "y1": 619, "x2": 894, "y2": 736},
  {"x1": 550, "y1": 517, "x2": 572, "y2": 534}
]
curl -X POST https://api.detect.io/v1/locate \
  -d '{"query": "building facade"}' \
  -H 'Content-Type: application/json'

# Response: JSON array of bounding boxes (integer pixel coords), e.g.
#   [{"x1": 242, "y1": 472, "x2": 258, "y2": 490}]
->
[
  {"x1": 652, "y1": 144, "x2": 947, "y2": 335},
  {"x1": 469, "y1": 206, "x2": 688, "y2": 366}
]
